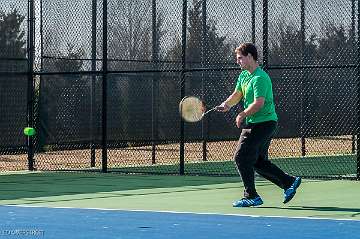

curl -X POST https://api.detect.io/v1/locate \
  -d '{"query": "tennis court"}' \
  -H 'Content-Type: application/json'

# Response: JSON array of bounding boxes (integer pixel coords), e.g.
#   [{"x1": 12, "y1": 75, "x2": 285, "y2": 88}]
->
[
  {"x1": 1, "y1": 0, "x2": 360, "y2": 238},
  {"x1": 0, "y1": 172, "x2": 359, "y2": 238}
]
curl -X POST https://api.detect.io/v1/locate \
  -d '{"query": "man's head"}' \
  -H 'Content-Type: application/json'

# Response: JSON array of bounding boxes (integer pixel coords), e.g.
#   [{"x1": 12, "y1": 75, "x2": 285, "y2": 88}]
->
[{"x1": 235, "y1": 43, "x2": 258, "y2": 70}]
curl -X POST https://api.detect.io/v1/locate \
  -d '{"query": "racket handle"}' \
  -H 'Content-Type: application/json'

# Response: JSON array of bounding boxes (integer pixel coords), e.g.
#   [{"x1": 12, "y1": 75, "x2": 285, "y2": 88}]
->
[
  {"x1": 202, "y1": 107, "x2": 216, "y2": 116},
  {"x1": 215, "y1": 102, "x2": 230, "y2": 112}
]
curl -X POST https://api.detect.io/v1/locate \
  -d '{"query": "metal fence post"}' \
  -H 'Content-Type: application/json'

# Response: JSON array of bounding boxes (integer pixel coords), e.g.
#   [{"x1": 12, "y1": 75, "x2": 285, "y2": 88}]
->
[
  {"x1": 27, "y1": 0, "x2": 35, "y2": 171},
  {"x1": 357, "y1": 0, "x2": 360, "y2": 180},
  {"x1": 251, "y1": 0, "x2": 255, "y2": 44},
  {"x1": 91, "y1": 0, "x2": 97, "y2": 167},
  {"x1": 300, "y1": 0, "x2": 306, "y2": 156},
  {"x1": 201, "y1": 0, "x2": 207, "y2": 161},
  {"x1": 262, "y1": 0, "x2": 268, "y2": 69},
  {"x1": 352, "y1": 0, "x2": 356, "y2": 155},
  {"x1": 180, "y1": 0, "x2": 188, "y2": 175},
  {"x1": 102, "y1": 0, "x2": 108, "y2": 173},
  {"x1": 37, "y1": 0, "x2": 45, "y2": 152},
  {"x1": 152, "y1": 0, "x2": 158, "y2": 165}
]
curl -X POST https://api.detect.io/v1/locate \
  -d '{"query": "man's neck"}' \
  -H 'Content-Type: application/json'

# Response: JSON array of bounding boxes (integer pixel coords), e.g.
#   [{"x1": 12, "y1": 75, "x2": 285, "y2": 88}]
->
[{"x1": 248, "y1": 63, "x2": 259, "y2": 74}]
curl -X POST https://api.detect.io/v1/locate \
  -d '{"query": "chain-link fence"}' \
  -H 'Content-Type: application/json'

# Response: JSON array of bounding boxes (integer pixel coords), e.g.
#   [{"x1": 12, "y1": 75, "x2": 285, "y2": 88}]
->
[
  {"x1": 0, "y1": 0, "x2": 29, "y2": 170},
  {"x1": 0, "y1": 0, "x2": 359, "y2": 179}
]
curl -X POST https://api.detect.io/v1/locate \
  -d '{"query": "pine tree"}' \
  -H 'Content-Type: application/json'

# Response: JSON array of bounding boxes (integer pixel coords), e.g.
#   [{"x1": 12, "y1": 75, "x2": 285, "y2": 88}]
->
[{"x1": 0, "y1": 9, "x2": 26, "y2": 71}]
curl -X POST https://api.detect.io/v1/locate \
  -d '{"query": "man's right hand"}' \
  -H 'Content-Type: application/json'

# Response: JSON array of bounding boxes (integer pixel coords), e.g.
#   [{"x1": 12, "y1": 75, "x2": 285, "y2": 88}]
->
[{"x1": 215, "y1": 102, "x2": 230, "y2": 112}]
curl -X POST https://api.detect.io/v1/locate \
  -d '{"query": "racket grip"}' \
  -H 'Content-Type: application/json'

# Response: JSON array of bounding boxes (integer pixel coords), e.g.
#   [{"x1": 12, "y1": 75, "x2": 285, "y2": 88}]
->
[
  {"x1": 215, "y1": 102, "x2": 230, "y2": 112},
  {"x1": 203, "y1": 107, "x2": 216, "y2": 116}
]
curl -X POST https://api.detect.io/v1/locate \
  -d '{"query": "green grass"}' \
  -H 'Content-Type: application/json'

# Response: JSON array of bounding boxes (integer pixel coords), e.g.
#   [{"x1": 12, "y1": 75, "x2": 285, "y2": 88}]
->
[{"x1": 110, "y1": 154, "x2": 357, "y2": 178}]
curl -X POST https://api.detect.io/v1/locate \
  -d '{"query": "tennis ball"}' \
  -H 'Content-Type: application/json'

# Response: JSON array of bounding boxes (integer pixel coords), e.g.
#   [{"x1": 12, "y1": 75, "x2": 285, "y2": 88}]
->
[{"x1": 24, "y1": 127, "x2": 36, "y2": 136}]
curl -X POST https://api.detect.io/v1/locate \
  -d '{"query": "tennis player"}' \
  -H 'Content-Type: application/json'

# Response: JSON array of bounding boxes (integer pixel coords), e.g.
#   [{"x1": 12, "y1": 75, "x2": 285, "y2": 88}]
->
[{"x1": 216, "y1": 43, "x2": 301, "y2": 207}]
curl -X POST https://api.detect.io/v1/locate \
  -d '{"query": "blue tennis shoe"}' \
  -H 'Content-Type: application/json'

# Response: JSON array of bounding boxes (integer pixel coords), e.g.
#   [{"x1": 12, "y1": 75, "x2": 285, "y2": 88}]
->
[
  {"x1": 283, "y1": 176, "x2": 302, "y2": 203},
  {"x1": 233, "y1": 196, "x2": 263, "y2": 207}
]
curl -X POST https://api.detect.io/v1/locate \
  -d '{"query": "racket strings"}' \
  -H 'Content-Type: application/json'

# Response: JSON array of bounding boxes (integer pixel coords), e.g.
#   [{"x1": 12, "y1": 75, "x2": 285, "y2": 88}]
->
[{"x1": 180, "y1": 96, "x2": 206, "y2": 122}]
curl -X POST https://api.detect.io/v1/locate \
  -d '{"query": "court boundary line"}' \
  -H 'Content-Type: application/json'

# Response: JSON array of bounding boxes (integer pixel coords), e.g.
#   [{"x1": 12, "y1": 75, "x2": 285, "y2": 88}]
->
[{"x1": 3, "y1": 204, "x2": 360, "y2": 222}]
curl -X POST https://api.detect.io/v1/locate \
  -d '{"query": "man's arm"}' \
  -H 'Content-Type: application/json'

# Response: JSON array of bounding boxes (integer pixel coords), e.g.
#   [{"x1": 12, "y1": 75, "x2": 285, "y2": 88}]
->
[
  {"x1": 236, "y1": 97, "x2": 265, "y2": 128},
  {"x1": 216, "y1": 90, "x2": 243, "y2": 112},
  {"x1": 242, "y1": 97, "x2": 264, "y2": 117}
]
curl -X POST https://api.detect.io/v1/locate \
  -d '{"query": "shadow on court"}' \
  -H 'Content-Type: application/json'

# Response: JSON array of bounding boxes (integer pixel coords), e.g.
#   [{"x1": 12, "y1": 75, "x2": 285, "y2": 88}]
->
[
  {"x1": 0, "y1": 172, "x2": 242, "y2": 201},
  {"x1": 261, "y1": 205, "x2": 360, "y2": 217}
]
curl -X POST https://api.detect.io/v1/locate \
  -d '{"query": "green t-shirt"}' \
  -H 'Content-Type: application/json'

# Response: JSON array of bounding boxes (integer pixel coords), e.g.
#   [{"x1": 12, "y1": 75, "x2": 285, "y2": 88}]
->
[{"x1": 235, "y1": 67, "x2": 278, "y2": 124}]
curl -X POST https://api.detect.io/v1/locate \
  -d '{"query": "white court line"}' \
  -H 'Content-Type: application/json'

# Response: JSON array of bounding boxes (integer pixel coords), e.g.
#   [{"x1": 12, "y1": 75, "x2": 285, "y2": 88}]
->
[{"x1": 2, "y1": 204, "x2": 360, "y2": 222}]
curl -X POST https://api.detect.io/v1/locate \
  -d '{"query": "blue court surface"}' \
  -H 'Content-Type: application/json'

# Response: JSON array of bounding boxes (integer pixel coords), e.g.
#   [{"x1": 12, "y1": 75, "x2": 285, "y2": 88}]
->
[{"x1": 0, "y1": 205, "x2": 359, "y2": 239}]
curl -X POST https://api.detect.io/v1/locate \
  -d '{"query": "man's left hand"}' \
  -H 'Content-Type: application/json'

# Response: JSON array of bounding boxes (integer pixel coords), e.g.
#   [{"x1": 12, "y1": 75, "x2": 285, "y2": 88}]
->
[{"x1": 236, "y1": 112, "x2": 247, "y2": 128}]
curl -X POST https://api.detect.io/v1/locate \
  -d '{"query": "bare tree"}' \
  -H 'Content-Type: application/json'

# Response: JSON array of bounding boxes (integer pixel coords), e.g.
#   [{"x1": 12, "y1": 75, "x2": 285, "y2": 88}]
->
[
  {"x1": 107, "y1": 0, "x2": 166, "y2": 141},
  {"x1": 109, "y1": 0, "x2": 160, "y2": 66},
  {"x1": 269, "y1": 20, "x2": 317, "y2": 66}
]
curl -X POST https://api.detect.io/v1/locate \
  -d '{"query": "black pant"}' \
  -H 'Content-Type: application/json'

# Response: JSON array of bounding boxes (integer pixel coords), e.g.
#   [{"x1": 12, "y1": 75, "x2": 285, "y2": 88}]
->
[{"x1": 233, "y1": 120, "x2": 294, "y2": 199}]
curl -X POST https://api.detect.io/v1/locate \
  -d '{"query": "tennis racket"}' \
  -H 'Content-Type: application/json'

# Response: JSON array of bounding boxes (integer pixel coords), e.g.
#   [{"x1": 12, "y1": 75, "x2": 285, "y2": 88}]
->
[{"x1": 179, "y1": 96, "x2": 217, "y2": 123}]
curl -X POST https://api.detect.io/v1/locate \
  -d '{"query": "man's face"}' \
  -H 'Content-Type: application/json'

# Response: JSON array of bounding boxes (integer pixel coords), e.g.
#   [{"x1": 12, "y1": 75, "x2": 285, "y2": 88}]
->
[{"x1": 236, "y1": 53, "x2": 251, "y2": 70}]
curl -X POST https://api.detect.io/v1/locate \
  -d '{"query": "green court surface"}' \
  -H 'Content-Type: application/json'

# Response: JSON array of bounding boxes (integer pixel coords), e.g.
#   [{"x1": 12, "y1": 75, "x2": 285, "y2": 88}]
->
[
  {"x1": 0, "y1": 172, "x2": 359, "y2": 220},
  {"x1": 112, "y1": 154, "x2": 357, "y2": 177}
]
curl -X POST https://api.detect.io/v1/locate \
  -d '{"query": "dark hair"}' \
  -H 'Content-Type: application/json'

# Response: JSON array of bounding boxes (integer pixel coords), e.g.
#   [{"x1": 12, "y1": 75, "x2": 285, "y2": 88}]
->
[{"x1": 235, "y1": 43, "x2": 258, "y2": 61}]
